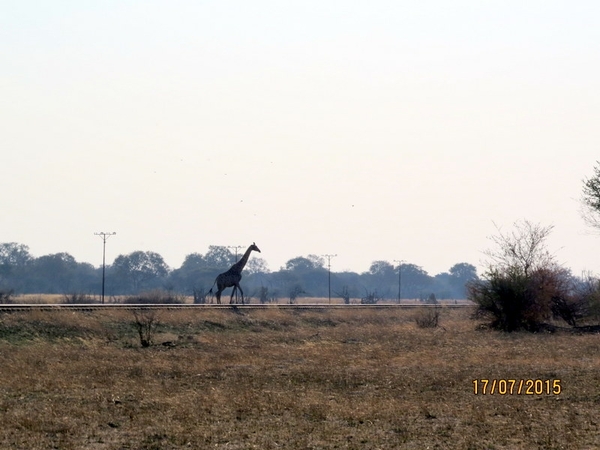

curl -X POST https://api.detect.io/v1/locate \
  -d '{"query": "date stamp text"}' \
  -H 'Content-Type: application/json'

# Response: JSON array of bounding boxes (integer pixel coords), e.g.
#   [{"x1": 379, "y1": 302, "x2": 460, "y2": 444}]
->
[{"x1": 472, "y1": 379, "x2": 562, "y2": 395}]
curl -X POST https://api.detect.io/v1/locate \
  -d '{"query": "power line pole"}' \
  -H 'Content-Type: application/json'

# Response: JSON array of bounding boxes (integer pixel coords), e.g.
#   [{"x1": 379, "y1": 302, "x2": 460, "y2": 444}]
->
[
  {"x1": 95, "y1": 232, "x2": 116, "y2": 304},
  {"x1": 227, "y1": 245, "x2": 244, "y2": 262},
  {"x1": 393, "y1": 260, "x2": 405, "y2": 304},
  {"x1": 322, "y1": 254, "x2": 337, "y2": 304}
]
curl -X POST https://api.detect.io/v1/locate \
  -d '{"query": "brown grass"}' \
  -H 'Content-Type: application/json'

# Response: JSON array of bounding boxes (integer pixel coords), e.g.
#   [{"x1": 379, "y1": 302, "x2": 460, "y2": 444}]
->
[
  {"x1": 0, "y1": 307, "x2": 598, "y2": 449},
  {"x1": 11, "y1": 294, "x2": 472, "y2": 305}
]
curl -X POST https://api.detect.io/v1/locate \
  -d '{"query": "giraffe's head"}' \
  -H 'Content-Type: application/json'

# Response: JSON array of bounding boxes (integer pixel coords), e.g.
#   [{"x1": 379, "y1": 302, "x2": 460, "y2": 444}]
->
[{"x1": 250, "y1": 242, "x2": 261, "y2": 253}]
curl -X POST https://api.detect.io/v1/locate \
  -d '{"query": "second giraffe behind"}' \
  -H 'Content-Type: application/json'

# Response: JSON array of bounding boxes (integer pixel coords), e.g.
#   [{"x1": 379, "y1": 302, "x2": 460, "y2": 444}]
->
[{"x1": 208, "y1": 242, "x2": 261, "y2": 304}]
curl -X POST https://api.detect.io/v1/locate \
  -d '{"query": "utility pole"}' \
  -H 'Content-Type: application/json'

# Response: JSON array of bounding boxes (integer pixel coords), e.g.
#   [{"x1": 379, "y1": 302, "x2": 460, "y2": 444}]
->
[
  {"x1": 393, "y1": 260, "x2": 405, "y2": 304},
  {"x1": 95, "y1": 232, "x2": 116, "y2": 304},
  {"x1": 322, "y1": 254, "x2": 337, "y2": 304},
  {"x1": 227, "y1": 245, "x2": 244, "y2": 263}
]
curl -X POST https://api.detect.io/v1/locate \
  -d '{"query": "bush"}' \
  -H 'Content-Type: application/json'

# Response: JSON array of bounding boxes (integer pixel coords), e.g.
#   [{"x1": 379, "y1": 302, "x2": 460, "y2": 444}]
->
[
  {"x1": 335, "y1": 286, "x2": 351, "y2": 304},
  {"x1": 288, "y1": 284, "x2": 305, "y2": 304},
  {"x1": 556, "y1": 274, "x2": 600, "y2": 326},
  {"x1": 469, "y1": 267, "x2": 569, "y2": 331},
  {"x1": 361, "y1": 290, "x2": 382, "y2": 305},
  {"x1": 256, "y1": 286, "x2": 278, "y2": 304},
  {"x1": 192, "y1": 287, "x2": 208, "y2": 304},
  {"x1": 469, "y1": 221, "x2": 577, "y2": 332},
  {"x1": 424, "y1": 293, "x2": 438, "y2": 305},
  {"x1": 469, "y1": 269, "x2": 527, "y2": 331},
  {"x1": 0, "y1": 289, "x2": 14, "y2": 304},
  {"x1": 132, "y1": 310, "x2": 160, "y2": 347},
  {"x1": 414, "y1": 307, "x2": 440, "y2": 328}
]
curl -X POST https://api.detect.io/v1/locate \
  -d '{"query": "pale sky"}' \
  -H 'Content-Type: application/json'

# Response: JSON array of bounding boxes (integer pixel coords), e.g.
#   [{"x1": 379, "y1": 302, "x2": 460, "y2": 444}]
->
[{"x1": 2, "y1": 1, "x2": 600, "y2": 276}]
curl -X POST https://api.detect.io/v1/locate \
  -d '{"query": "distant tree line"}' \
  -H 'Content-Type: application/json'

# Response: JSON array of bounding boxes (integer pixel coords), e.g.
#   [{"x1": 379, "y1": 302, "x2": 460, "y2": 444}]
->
[{"x1": 0, "y1": 242, "x2": 478, "y2": 301}]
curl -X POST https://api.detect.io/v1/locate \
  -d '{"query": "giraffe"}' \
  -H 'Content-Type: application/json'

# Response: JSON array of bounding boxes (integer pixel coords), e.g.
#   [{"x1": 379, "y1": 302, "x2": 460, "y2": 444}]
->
[{"x1": 208, "y1": 242, "x2": 261, "y2": 304}]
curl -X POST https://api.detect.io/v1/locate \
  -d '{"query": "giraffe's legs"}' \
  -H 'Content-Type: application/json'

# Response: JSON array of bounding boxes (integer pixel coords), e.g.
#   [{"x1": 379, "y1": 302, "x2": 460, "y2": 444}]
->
[{"x1": 229, "y1": 284, "x2": 245, "y2": 304}]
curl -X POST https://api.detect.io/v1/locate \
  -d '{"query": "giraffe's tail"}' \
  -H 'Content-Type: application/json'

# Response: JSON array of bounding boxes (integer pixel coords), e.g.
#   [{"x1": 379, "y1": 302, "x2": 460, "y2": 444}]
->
[{"x1": 208, "y1": 279, "x2": 217, "y2": 295}]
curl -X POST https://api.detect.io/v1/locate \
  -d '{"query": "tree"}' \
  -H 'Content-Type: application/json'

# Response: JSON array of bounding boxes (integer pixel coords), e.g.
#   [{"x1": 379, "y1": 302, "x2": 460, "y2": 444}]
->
[
  {"x1": 285, "y1": 256, "x2": 316, "y2": 272},
  {"x1": 361, "y1": 261, "x2": 396, "y2": 299},
  {"x1": 30, "y1": 253, "x2": 80, "y2": 293},
  {"x1": 0, "y1": 243, "x2": 33, "y2": 291},
  {"x1": 448, "y1": 263, "x2": 478, "y2": 298},
  {"x1": 581, "y1": 161, "x2": 600, "y2": 230},
  {"x1": 111, "y1": 251, "x2": 169, "y2": 294},
  {"x1": 485, "y1": 221, "x2": 554, "y2": 277},
  {"x1": 270, "y1": 269, "x2": 302, "y2": 297},
  {"x1": 169, "y1": 253, "x2": 216, "y2": 293},
  {"x1": 333, "y1": 271, "x2": 361, "y2": 301},
  {"x1": 398, "y1": 263, "x2": 432, "y2": 299},
  {"x1": 468, "y1": 220, "x2": 568, "y2": 331},
  {"x1": 306, "y1": 254, "x2": 325, "y2": 269},
  {"x1": 0, "y1": 242, "x2": 32, "y2": 267},
  {"x1": 368, "y1": 260, "x2": 395, "y2": 278},
  {"x1": 449, "y1": 263, "x2": 478, "y2": 282},
  {"x1": 281, "y1": 256, "x2": 328, "y2": 296},
  {"x1": 431, "y1": 272, "x2": 453, "y2": 299},
  {"x1": 180, "y1": 253, "x2": 206, "y2": 270},
  {"x1": 246, "y1": 257, "x2": 269, "y2": 275},
  {"x1": 203, "y1": 246, "x2": 234, "y2": 269}
]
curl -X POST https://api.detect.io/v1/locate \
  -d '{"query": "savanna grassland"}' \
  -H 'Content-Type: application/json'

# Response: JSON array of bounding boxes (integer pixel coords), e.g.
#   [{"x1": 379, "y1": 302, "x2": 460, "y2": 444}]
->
[{"x1": 0, "y1": 306, "x2": 598, "y2": 449}]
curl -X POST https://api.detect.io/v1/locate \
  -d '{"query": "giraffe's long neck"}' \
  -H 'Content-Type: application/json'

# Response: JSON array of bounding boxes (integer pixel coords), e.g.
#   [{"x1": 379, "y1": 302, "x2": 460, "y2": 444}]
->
[{"x1": 232, "y1": 246, "x2": 253, "y2": 273}]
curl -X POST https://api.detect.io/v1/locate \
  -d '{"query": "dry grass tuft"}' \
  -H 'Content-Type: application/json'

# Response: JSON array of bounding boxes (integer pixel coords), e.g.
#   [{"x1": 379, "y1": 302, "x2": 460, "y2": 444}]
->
[{"x1": 0, "y1": 307, "x2": 598, "y2": 449}]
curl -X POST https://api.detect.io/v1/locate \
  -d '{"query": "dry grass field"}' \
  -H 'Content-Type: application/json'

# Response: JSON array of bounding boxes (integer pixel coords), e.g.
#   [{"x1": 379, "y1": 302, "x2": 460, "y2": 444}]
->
[
  {"x1": 9, "y1": 294, "x2": 472, "y2": 305},
  {"x1": 0, "y1": 306, "x2": 598, "y2": 449}
]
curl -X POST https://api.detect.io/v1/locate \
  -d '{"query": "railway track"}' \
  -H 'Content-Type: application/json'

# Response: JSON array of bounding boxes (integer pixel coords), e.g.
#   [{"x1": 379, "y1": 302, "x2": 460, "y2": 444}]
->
[{"x1": 0, "y1": 303, "x2": 474, "y2": 312}]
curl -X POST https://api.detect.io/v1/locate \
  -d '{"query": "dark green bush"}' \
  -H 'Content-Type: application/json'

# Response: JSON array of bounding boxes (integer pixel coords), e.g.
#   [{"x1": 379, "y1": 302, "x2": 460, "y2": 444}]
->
[{"x1": 468, "y1": 267, "x2": 568, "y2": 332}]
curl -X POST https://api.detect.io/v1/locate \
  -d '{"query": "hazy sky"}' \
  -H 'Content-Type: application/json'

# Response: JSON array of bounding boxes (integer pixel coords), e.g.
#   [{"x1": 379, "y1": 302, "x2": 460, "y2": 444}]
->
[{"x1": 2, "y1": 1, "x2": 600, "y2": 276}]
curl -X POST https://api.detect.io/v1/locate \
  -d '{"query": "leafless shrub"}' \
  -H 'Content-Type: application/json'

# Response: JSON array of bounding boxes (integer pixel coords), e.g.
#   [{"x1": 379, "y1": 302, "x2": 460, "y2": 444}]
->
[
  {"x1": 192, "y1": 287, "x2": 208, "y2": 304},
  {"x1": 415, "y1": 307, "x2": 440, "y2": 328},
  {"x1": 361, "y1": 289, "x2": 382, "y2": 305},
  {"x1": 258, "y1": 286, "x2": 270, "y2": 304},
  {"x1": 556, "y1": 273, "x2": 600, "y2": 326},
  {"x1": 63, "y1": 293, "x2": 97, "y2": 304},
  {"x1": 0, "y1": 289, "x2": 14, "y2": 304},
  {"x1": 288, "y1": 284, "x2": 305, "y2": 304},
  {"x1": 335, "y1": 286, "x2": 351, "y2": 304},
  {"x1": 424, "y1": 293, "x2": 438, "y2": 305},
  {"x1": 132, "y1": 309, "x2": 160, "y2": 347},
  {"x1": 256, "y1": 286, "x2": 278, "y2": 304}
]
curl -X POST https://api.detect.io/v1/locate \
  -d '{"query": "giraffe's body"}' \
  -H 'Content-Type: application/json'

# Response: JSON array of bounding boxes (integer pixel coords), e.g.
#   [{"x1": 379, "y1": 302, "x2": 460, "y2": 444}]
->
[{"x1": 209, "y1": 243, "x2": 261, "y2": 304}]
